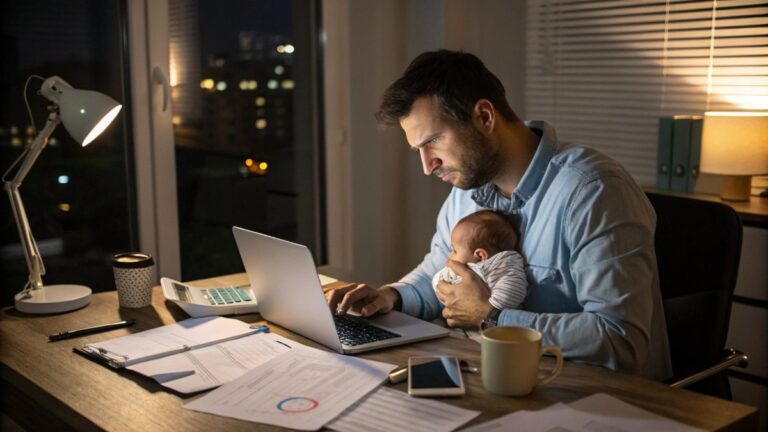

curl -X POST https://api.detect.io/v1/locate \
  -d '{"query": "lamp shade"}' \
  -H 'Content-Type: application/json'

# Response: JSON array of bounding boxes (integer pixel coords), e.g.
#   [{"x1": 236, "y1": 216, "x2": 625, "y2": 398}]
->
[
  {"x1": 59, "y1": 89, "x2": 123, "y2": 146},
  {"x1": 700, "y1": 112, "x2": 768, "y2": 175},
  {"x1": 39, "y1": 76, "x2": 122, "y2": 146}
]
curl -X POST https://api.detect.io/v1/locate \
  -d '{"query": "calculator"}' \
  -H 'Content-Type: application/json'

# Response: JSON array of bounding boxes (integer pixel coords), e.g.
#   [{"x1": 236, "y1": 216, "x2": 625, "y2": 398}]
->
[{"x1": 160, "y1": 277, "x2": 259, "y2": 317}]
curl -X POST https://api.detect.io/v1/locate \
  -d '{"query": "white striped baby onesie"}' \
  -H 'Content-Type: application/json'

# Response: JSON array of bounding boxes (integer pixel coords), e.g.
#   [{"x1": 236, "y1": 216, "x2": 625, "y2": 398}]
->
[{"x1": 432, "y1": 250, "x2": 528, "y2": 310}]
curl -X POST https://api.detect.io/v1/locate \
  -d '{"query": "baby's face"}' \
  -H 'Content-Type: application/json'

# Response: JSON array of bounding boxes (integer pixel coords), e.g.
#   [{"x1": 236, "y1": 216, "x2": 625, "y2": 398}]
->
[{"x1": 449, "y1": 223, "x2": 481, "y2": 264}]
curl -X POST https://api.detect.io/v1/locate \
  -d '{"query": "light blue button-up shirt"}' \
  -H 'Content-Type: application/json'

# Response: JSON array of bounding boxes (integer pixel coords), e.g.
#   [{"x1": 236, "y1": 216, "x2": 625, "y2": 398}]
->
[{"x1": 390, "y1": 121, "x2": 673, "y2": 380}]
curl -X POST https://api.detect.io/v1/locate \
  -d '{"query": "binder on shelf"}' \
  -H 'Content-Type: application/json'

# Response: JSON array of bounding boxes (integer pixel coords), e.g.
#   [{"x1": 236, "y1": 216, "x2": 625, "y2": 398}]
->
[
  {"x1": 670, "y1": 116, "x2": 692, "y2": 192},
  {"x1": 656, "y1": 117, "x2": 674, "y2": 190},
  {"x1": 687, "y1": 117, "x2": 703, "y2": 193}
]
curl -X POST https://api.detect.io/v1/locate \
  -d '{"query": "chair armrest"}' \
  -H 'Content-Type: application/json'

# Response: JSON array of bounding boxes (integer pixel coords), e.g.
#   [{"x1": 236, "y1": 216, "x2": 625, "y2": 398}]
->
[{"x1": 668, "y1": 348, "x2": 749, "y2": 389}]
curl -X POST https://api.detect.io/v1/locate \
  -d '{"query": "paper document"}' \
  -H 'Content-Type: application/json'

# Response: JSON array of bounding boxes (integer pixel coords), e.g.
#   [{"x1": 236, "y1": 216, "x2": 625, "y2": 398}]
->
[
  {"x1": 184, "y1": 347, "x2": 397, "y2": 431},
  {"x1": 82, "y1": 316, "x2": 256, "y2": 367},
  {"x1": 461, "y1": 393, "x2": 703, "y2": 432},
  {"x1": 328, "y1": 387, "x2": 480, "y2": 432},
  {"x1": 319, "y1": 273, "x2": 338, "y2": 286},
  {"x1": 127, "y1": 332, "x2": 293, "y2": 393}
]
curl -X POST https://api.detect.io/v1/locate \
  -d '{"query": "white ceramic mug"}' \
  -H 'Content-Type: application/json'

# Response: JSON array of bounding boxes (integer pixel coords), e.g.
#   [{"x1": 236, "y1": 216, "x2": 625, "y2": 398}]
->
[
  {"x1": 481, "y1": 326, "x2": 563, "y2": 396},
  {"x1": 113, "y1": 253, "x2": 155, "y2": 308}
]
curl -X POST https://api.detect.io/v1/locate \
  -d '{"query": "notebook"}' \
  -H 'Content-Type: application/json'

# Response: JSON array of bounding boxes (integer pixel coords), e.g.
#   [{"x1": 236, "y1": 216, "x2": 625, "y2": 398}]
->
[{"x1": 232, "y1": 226, "x2": 449, "y2": 354}]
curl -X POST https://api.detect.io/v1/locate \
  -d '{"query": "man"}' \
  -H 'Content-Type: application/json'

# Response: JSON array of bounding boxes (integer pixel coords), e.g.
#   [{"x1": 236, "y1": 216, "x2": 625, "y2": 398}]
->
[{"x1": 326, "y1": 50, "x2": 672, "y2": 380}]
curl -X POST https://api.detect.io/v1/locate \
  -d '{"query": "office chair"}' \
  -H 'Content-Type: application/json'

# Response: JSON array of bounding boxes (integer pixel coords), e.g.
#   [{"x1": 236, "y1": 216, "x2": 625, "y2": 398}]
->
[{"x1": 647, "y1": 192, "x2": 748, "y2": 400}]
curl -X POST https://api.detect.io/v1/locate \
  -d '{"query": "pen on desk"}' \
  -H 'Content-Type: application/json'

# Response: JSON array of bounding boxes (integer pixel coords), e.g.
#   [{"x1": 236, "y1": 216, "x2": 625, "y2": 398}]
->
[
  {"x1": 388, "y1": 366, "x2": 408, "y2": 384},
  {"x1": 275, "y1": 340, "x2": 291, "y2": 348},
  {"x1": 48, "y1": 319, "x2": 136, "y2": 342},
  {"x1": 250, "y1": 324, "x2": 270, "y2": 333}
]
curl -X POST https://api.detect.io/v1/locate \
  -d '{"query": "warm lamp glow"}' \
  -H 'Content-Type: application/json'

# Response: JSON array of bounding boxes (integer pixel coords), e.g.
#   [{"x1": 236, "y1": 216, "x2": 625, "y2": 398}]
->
[
  {"x1": 700, "y1": 111, "x2": 768, "y2": 201},
  {"x1": 82, "y1": 105, "x2": 123, "y2": 146}
]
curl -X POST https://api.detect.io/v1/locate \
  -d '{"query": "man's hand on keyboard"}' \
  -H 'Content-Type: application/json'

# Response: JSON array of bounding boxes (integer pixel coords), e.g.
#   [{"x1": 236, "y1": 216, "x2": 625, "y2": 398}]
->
[{"x1": 325, "y1": 283, "x2": 400, "y2": 317}]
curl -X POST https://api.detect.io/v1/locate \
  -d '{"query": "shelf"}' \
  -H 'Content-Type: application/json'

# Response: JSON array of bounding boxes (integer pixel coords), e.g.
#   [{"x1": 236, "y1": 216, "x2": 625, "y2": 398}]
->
[{"x1": 645, "y1": 188, "x2": 768, "y2": 229}]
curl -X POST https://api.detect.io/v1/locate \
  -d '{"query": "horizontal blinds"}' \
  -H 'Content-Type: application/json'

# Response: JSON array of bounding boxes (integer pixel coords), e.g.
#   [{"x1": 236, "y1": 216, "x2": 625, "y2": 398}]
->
[{"x1": 525, "y1": 0, "x2": 768, "y2": 186}]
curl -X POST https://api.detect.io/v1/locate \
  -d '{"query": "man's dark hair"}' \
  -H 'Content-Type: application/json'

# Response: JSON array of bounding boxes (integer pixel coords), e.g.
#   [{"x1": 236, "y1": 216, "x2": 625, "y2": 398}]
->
[
  {"x1": 376, "y1": 50, "x2": 517, "y2": 126},
  {"x1": 458, "y1": 210, "x2": 519, "y2": 254}
]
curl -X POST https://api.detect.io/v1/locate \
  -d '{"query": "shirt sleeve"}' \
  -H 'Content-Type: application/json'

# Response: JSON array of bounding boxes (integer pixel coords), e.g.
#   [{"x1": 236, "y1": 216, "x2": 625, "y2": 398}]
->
[{"x1": 498, "y1": 176, "x2": 658, "y2": 376}]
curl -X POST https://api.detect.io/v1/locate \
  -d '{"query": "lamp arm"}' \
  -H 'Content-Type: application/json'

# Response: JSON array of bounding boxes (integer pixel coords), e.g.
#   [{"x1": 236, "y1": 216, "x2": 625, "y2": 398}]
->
[{"x1": 3, "y1": 110, "x2": 61, "y2": 293}]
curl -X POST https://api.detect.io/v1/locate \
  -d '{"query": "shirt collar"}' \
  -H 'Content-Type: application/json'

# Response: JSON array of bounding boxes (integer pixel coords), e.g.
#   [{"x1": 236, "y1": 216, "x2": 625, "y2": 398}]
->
[{"x1": 471, "y1": 120, "x2": 558, "y2": 209}]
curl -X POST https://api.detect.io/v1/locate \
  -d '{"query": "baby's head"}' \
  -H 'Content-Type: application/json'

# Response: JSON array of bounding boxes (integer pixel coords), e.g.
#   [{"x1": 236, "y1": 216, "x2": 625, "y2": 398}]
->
[{"x1": 450, "y1": 210, "x2": 518, "y2": 264}]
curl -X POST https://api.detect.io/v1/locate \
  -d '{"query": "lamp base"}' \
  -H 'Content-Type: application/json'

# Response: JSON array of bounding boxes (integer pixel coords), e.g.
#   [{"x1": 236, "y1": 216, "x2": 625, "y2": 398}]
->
[
  {"x1": 720, "y1": 175, "x2": 752, "y2": 201},
  {"x1": 14, "y1": 284, "x2": 91, "y2": 314}
]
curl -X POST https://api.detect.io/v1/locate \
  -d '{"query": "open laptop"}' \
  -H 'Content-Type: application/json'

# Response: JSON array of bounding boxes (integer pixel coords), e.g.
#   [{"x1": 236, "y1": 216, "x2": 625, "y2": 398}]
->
[{"x1": 233, "y1": 226, "x2": 449, "y2": 354}]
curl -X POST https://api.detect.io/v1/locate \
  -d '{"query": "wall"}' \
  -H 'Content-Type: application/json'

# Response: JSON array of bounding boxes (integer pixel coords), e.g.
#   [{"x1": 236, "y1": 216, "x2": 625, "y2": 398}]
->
[{"x1": 323, "y1": 0, "x2": 527, "y2": 285}]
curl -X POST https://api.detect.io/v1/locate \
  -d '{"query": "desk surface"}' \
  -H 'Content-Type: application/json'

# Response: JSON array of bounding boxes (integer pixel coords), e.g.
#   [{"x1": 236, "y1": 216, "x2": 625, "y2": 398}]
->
[{"x1": 0, "y1": 273, "x2": 758, "y2": 431}]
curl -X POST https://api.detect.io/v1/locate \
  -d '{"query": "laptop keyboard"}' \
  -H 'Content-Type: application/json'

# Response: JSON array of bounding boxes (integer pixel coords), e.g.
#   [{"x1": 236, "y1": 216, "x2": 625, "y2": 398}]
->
[{"x1": 333, "y1": 314, "x2": 400, "y2": 346}]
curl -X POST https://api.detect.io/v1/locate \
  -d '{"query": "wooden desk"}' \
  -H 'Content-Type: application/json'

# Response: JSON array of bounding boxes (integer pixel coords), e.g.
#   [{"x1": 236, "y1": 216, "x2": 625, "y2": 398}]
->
[{"x1": 1, "y1": 273, "x2": 758, "y2": 431}]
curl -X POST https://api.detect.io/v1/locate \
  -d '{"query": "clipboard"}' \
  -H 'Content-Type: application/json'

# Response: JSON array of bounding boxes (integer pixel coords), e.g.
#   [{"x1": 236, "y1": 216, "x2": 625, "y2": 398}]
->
[
  {"x1": 72, "y1": 316, "x2": 260, "y2": 369},
  {"x1": 73, "y1": 344, "x2": 193, "y2": 369},
  {"x1": 73, "y1": 345, "x2": 124, "y2": 369}
]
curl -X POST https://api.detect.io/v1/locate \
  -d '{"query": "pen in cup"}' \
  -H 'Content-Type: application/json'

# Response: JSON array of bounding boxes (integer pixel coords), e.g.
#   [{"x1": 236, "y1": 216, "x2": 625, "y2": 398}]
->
[{"x1": 49, "y1": 319, "x2": 137, "y2": 342}]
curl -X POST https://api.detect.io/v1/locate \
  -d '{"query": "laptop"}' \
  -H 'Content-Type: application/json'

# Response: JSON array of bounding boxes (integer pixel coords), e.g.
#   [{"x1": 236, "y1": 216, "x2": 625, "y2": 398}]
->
[{"x1": 232, "y1": 226, "x2": 449, "y2": 354}]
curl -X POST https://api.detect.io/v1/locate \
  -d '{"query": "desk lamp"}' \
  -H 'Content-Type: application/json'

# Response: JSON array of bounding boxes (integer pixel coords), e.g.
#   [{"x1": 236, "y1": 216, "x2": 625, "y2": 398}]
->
[
  {"x1": 3, "y1": 76, "x2": 122, "y2": 314},
  {"x1": 700, "y1": 111, "x2": 768, "y2": 201}
]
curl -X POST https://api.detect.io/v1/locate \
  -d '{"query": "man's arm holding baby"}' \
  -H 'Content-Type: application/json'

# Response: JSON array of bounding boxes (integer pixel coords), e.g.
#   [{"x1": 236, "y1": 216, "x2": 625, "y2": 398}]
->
[{"x1": 436, "y1": 260, "x2": 492, "y2": 328}]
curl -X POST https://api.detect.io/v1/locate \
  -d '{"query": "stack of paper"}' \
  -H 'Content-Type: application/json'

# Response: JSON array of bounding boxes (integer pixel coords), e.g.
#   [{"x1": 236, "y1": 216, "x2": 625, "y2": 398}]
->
[
  {"x1": 461, "y1": 393, "x2": 704, "y2": 432},
  {"x1": 76, "y1": 316, "x2": 295, "y2": 394},
  {"x1": 128, "y1": 332, "x2": 293, "y2": 393},
  {"x1": 184, "y1": 347, "x2": 397, "y2": 431},
  {"x1": 80, "y1": 316, "x2": 257, "y2": 367},
  {"x1": 328, "y1": 387, "x2": 480, "y2": 432}
]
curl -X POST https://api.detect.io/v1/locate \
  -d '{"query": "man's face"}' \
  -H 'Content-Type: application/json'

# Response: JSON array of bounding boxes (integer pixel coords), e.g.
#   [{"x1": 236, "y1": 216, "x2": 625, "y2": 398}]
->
[{"x1": 399, "y1": 97, "x2": 500, "y2": 189}]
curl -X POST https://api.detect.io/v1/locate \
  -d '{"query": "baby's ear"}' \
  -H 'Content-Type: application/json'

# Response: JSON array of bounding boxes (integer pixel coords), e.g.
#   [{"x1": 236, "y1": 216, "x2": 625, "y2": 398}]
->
[{"x1": 474, "y1": 248, "x2": 489, "y2": 261}]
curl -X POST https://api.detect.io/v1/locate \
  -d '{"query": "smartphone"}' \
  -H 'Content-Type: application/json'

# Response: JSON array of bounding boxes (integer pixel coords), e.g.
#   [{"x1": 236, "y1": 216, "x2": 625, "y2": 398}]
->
[{"x1": 407, "y1": 356, "x2": 466, "y2": 396}]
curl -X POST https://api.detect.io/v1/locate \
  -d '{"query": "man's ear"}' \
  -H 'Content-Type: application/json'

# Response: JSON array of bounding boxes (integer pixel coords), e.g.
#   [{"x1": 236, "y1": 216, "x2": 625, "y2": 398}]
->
[
  {"x1": 473, "y1": 99, "x2": 496, "y2": 135},
  {"x1": 474, "y1": 248, "x2": 489, "y2": 261}
]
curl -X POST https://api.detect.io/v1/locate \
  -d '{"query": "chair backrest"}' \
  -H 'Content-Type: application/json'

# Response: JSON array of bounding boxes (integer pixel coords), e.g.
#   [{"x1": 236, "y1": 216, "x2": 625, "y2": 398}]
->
[{"x1": 646, "y1": 192, "x2": 742, "y2": 396}]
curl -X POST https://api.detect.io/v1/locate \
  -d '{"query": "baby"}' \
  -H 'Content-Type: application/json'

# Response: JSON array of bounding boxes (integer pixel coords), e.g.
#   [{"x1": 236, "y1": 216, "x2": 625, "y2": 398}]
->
[{"x1": 432, "y1": 210, "x2": 527, "y2": 311}]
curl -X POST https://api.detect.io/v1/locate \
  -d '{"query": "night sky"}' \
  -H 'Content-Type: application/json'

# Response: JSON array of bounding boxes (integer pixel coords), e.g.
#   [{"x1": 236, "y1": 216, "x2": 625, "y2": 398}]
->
[{"x1": 198, "y1": 0, "x2": 292, "y2": 59}]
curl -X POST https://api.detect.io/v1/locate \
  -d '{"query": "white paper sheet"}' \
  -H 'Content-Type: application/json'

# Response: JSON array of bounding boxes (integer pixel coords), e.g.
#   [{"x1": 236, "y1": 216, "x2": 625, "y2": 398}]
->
[
  {"x1": 184, "y1": 347, "x2": 397, "y2": 431},
  {"x1": 127, "y1": 332, "x2": 293, "y2": 393},
  {"x1": 83, "y1": 316, "x2": 256, "y2": 366},
  {"x1": 319, "y1": 273, "x2": 338, "y2": 286},
  {"x1": 328, "y1": 386, "x2": 480, "y2": 432},
  {"x1": 461, "y1": 393, "x2": 703, "y2": 432}
]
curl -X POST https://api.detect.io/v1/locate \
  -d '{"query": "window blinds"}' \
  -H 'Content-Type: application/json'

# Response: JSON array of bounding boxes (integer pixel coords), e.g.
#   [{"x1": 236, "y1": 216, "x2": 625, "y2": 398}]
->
[{"x1": 525, "y1": 0, "x2": 768, "y2": 186}]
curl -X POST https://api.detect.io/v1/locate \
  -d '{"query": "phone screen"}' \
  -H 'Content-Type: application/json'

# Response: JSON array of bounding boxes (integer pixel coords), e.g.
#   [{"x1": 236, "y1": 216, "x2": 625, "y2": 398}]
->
[{"x1": 410, "y1": 357, "x2": 462, "y2": 389}]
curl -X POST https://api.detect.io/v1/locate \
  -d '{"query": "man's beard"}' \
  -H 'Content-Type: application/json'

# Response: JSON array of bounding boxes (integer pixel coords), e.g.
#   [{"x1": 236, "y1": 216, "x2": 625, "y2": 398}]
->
[{"x1": 436, "y1": 125, "x2": 500, "y2": 190}]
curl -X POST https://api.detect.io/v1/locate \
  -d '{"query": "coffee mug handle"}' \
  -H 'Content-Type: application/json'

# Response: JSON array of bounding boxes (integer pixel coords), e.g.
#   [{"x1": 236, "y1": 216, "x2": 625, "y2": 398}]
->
[{"x1": 537, "y1": 345, "x2": 563, "y2": 386}]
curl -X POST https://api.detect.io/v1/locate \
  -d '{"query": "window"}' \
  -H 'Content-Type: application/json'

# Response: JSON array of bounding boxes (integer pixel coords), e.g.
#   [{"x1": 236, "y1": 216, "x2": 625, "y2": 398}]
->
[
  {"x1": 526, "y1": 0, "x2": 768, "y2": 186},
  {"x1": 0, "y1": 0, "x2": 136, "y2": 305},
  {"x1": 166, "y1": 0, "x2": 325, "y2": 280}
]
